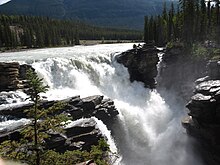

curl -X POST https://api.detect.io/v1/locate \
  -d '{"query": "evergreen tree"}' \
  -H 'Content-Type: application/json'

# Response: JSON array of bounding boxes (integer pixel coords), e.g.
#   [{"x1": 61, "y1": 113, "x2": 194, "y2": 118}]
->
[
  {"x1": 168, "y1": 2, "x2": 175, "y2": 41},
  {"x1": 200, "y1": 0, "x2": 207, "y2": 40},
  {"x1": 144, "y1": 16, "x2": 149, "y2": 43},
  {"x1": 0, "y1": 70, "x2": 70, "y2": 165},
  {"x1": 74, "y1": 26, "x2": 80, "y2": 45},
  {"x1": 0, "y1": 14, "x2": 142, "y2": 49}
]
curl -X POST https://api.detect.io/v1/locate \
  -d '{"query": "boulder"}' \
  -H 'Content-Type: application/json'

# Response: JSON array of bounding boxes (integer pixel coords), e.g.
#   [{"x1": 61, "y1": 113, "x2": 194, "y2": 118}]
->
[
  {"x1": 81, "y1": 95, "x2": 103, "y2": 112},
  {"x1": 116, "y1": 44, "x2": 159, "y2": 89}
]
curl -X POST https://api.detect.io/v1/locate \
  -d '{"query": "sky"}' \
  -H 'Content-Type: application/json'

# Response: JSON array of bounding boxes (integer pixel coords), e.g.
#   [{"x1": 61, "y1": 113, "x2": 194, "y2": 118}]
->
[{"x1": 0, "y1": 0, "x2": 11, "y2": 5}]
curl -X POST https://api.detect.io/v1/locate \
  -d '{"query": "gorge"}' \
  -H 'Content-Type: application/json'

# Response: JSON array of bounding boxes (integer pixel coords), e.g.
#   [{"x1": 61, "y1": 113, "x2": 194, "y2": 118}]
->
[{"x1": 0, "y1": 43, "x2": 207, "y2": 165}]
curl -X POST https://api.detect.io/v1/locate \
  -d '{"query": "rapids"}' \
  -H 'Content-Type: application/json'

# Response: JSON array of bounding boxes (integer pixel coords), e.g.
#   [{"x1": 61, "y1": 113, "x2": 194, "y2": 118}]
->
[{"x1": 0, "y1": 43, "x2": 203, "y2": 165}]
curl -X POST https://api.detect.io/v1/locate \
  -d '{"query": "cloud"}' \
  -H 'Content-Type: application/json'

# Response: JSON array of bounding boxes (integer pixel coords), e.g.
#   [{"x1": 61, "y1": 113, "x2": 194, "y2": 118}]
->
[{"x1": 0, "y1": 0, "x2": 11, "y2": 5}]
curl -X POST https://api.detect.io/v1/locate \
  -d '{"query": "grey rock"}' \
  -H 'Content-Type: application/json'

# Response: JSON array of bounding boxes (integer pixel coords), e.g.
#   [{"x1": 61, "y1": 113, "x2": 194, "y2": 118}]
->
[
  {"x1": 116, "y1": 44, "x2": 159, "y2": 89},
  {"x1": 195, "y1": 80, "x2": 220, "y2": 95}
]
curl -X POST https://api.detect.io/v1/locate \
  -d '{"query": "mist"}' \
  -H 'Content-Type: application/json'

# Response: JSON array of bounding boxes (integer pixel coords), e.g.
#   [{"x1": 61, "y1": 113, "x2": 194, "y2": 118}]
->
[{"x1": 0, "y1": 44, "x2": 204, "y2": 165}]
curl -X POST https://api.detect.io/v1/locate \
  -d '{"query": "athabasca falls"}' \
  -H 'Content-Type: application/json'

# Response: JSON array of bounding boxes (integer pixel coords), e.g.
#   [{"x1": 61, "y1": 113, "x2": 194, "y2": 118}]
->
[{"x1": 0, "y1": 43, "x2": 203, "y2": 165}]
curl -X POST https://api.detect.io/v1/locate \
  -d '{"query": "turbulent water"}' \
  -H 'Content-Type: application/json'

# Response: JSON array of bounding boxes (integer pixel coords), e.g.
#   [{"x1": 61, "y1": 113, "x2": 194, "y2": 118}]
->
[{"x1": 0, "y1": 43, "x2": 203, "y2": 165}]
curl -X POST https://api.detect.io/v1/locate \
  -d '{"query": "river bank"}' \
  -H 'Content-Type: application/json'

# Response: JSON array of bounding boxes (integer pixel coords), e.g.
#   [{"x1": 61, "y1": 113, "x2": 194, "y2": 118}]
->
[{"x1": 0, "y1": 40, "x2": 141, "y2": 53}]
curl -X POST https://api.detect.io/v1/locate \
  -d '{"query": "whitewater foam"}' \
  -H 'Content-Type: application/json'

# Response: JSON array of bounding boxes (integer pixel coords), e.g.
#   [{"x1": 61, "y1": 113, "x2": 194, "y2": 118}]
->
[{"x1": 0, "y1": 43, "x2": 203, "y2": 165}]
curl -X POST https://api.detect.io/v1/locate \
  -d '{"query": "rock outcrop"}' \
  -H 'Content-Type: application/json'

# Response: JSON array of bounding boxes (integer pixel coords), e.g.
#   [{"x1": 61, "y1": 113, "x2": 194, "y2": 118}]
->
[
  {"x1": 116, "y1": 43, "x2": 159, "y2": 89},
  {"x1": 0, "y1": 94, "x2": 119, "y2": 153},
  {"x1": 0, "y1": 62, "x2": 33, "y2": 92},
  {"x1": 0, "y1": 118, "x2": 103, "y2": 152},
  {"x1": 158, "y1": 44, "x2": 207, "y2": 101},
  {"x1": 0, "y1": 95, "x2": 119, "y2": 127},
  {"x1": 46, "y1": 118, "x2": 103, "y2": 152},
  {"x1": 182, "y1": 60, "x2": 220, "y2": 165}
]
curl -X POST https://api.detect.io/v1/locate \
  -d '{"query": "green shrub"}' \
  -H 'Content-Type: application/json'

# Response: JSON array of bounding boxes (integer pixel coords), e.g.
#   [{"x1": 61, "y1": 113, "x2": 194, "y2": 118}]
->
[
  {"x1": 41, "y1": 139, "x2": 110, "y2": 165},
  {"x1": 192, "y1": 44, "x2": 209, "y2": 59},
  {"x1": 210, "y1": 49, "x2": 220, "y2": 60}
]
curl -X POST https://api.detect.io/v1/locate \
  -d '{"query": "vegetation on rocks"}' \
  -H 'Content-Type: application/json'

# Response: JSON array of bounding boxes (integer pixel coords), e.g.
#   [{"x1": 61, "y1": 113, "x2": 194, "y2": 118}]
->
[
  {"x1": 41, "y1": 138, "x2": 111, "y2": 165},
  {"x1": 0, "y1": 70, "x2": 111, "y2": 165}
]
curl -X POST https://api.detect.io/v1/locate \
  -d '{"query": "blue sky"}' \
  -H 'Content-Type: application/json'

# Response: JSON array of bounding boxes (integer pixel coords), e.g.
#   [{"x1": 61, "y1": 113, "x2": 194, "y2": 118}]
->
[{"x1": 0, "y1": 0, "x2": 10, "y2": 5}]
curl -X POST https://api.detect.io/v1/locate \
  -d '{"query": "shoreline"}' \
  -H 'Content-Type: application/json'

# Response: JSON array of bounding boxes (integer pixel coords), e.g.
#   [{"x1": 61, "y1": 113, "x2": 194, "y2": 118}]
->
[{"x1": 0, "y1": 40, "x2": 142, "y2": 53}]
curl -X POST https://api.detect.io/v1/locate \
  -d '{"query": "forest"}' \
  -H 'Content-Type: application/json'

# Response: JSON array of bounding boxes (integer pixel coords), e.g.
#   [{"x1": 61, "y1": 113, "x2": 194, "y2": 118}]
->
[
  {"x1": 0, "y1": 15, "x2": 142, "y2": 48},
  {"x1": 144, "y1": 0, "x2": 220, "y2": 46}
]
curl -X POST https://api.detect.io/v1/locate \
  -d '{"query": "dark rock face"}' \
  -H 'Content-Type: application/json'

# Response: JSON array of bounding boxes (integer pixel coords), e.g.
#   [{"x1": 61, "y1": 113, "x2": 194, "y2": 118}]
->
[
  {"x1": 116, "y1": 44, "x2": 159, "y2": 89},
  {"x1": 0, "y1": 94, "x2": 119, "y2": 152},
  {"x1": 46, "y1": 118, "x2": 103, "y2": 152},
  {"x1": 0, "y1": 118, "x2": 103, "y2": 152},
  {"x1": 0, "y1": 62, "x2": 20, "y2": 91},
  {"x1": 0, "y1": 62, "x2": 33, "y2": 92},
  {"x1": 182, "y1": 60, "x2": 220, "y2": 165},
  {"x1": 0, "y1": 95, "x2": 119, "y2": 127},
  {"x1": 158, "y1": 45, "x2": 207, "y2": 101}
]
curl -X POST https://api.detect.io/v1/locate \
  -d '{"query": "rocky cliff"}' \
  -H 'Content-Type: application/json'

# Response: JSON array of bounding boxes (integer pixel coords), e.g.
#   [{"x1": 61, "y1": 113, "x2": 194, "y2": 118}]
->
[
  {"x1": 116, "y1": 43, "x2": 159, "y2": 89},
  {"x1": 182, "y1": 60, "x2": 220, "y2": 165},
  {"x1": 158, "y1": 44, "x2": 207, "y2": 101},
  {"x1": 0, "y1": 62, "x2": 32, "y2": 92}
]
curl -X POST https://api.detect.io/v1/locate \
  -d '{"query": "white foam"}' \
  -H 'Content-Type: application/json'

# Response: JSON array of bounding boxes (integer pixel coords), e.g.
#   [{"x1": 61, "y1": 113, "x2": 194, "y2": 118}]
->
[{"x1": 0, "y1": 43, "x2": 203, "y2": 165}]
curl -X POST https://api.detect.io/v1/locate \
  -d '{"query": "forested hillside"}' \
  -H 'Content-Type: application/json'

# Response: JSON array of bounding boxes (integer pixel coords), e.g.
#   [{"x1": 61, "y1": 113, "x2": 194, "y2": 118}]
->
[
  {"x1": 0, "y1": 0, "x2": 177, "y2": 29},
  {"x1": 0, "y1": 15, "x2": 142, "y2": 48},
  {"x1": 144, "y1": 0, "x2": 220, "y2": 46}
]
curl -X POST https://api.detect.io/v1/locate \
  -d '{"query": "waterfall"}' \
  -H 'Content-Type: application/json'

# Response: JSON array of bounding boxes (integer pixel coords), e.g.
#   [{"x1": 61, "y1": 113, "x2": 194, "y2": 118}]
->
[{"x1": 0, "y1": 43, "x2": 203, "y2": 165}]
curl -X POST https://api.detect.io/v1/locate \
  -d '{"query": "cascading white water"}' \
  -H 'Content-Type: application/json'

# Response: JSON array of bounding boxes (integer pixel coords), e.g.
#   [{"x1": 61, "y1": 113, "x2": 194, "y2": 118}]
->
[{"x1": 0, "y1": 43, "x2": 203, "y2": 165}]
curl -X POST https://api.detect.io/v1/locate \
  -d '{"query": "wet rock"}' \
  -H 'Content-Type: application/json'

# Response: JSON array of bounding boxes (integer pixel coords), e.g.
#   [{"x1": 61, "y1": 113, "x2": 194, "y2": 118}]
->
[
  {"x1": 183, "y1": 60, "x2": 220, "y2": 165},
  {"x1": 81, "y1": 95, "x2": 103, "y2": 112},
  {"x1": 195, "y1": 80, "x2": 220, "y2": 95},
  {"x1": 116, "y1": 43, "x2": 159, "y2": 89},
  {"x1": 0, "y1": 95, "x2": 119, "y2": 126},
  {"x1": 158, "y1": 44, "x2": 207, "y2": 101}
]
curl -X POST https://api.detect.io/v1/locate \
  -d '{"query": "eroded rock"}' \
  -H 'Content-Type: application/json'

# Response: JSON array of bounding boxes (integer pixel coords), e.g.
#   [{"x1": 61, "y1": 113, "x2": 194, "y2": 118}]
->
[
  {"x1": 0, "y1": 118, "x2": 103, "y2": 153},
  {"x1": 0, "y1": 62, "x2": 33, "y2": 92},
  {"x1": 116, "y1": 43, "x2": 159, "y2": 89},
  {"x1": 183, "y1": 60, "x2": 220, "y2": 165},
  {"x1": 0, "y1": 95, "x2": 119, "y2": 127}
]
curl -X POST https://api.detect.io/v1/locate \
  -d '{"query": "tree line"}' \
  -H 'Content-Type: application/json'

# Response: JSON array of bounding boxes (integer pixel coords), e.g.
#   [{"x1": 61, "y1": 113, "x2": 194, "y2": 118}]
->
[
  {"x1": 144, "y1": 0, "x2": 220, "y2": 46},
  {"x1": 0, "y1": 15, "x2": 142, "y2": 48}
]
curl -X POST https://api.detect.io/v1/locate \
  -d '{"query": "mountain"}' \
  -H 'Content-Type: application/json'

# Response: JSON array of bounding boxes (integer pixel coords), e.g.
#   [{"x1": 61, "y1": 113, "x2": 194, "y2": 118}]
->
[{"x1": 0, "y1": 0, "x2": 176, "y2": 29}]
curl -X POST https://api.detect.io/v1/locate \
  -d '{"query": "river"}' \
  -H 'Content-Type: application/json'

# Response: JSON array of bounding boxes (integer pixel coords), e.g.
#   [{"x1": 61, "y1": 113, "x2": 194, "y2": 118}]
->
[{"x1": 0, "y1": 43, "x2": 203, "y2": 165}]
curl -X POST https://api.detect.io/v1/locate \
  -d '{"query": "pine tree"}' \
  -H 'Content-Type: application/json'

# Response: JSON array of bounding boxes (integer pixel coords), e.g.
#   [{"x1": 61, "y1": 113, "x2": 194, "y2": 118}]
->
[
  {"x1": 168, "y1": 2, "x2": 175, "y2": 41},
  {"x1": 144, "y1": 16, "x2": 149, "y2": 43},
  {"x1": 74, "y1": 26, "x2": 80, "y2": 45},
  {"x1": 0, "y1": 70, "x2": 70, "y2": 165},
  {"x1": 200, "y1": 0, "x2": 207, "y2": 41},
  {"x1": 148, "y1": 16, "x2": 155, "y2": 42}
]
